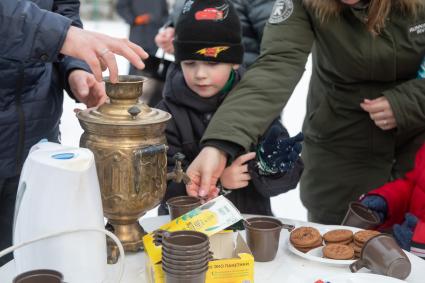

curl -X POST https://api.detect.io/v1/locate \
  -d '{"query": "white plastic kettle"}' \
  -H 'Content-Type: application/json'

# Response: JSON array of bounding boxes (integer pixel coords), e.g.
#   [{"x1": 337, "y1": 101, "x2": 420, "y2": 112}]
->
[{"x1": 12, "y1": 142, "x2": 108, "y2": 283}]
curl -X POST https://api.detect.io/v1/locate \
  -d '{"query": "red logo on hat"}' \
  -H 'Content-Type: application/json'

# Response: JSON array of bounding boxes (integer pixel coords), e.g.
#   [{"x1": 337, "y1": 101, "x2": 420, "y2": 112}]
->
[
  {"x1": 195, "y1": 4, "x2": 229, "y2": 21},
  {"x1": 196, "y1": 46, "x2": 229, "y2": 58}
]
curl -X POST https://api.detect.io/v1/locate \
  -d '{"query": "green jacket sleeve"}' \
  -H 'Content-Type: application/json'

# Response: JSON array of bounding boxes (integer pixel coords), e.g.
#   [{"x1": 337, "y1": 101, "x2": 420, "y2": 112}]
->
[
  {"x1": 383, "y1": 79, "x2": 425, "y2": 133},
  {"x1": 201, "y1": 0, "x2": 314, "y2": 151}
]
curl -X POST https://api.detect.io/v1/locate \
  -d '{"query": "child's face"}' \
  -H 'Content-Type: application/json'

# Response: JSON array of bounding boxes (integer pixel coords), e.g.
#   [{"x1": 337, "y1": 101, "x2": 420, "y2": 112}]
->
[{"x1": 181, "y1": 60, "x2": 237, "y2": 98}]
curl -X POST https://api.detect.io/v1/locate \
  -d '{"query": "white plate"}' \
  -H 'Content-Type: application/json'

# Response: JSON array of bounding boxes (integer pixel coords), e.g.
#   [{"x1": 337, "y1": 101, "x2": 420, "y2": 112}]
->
[
  {"x1": 288, "y1": 225, "x2": 362, "y2": 266},
  {"x1": 307, "y1": 273, "x2": 406, "y2": 283}
]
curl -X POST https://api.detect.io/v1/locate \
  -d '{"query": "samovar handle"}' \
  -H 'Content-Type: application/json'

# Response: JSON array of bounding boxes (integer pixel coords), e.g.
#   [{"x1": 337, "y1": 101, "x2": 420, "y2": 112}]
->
[{"x1": 133, "y1": 144, "x2": 168, "y2": 194}]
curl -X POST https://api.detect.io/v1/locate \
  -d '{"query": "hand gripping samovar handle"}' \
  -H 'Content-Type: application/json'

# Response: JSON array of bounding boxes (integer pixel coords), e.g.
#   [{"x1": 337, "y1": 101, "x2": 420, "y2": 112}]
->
[{"x1": 167, "y1": 153, "x2": 191, "y2": 185}]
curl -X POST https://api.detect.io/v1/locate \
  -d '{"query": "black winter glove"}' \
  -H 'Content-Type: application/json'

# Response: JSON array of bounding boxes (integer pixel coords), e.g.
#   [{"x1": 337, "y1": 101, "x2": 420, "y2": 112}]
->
[{"x1": 256, "y1": 123, "x2": 303, "y2": 175}]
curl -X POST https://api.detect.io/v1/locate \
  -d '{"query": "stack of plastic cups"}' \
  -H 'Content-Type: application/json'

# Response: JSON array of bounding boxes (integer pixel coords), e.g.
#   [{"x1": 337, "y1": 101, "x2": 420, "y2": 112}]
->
[{"x1": 162, "y1": 231, "x2": 211, "y2": 283}]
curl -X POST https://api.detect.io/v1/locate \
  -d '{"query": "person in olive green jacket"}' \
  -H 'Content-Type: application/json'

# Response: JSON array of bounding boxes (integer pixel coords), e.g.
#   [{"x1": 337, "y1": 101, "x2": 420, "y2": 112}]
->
[{"x1": 185, "y1": 0, "x2": 425, "y2": 224}]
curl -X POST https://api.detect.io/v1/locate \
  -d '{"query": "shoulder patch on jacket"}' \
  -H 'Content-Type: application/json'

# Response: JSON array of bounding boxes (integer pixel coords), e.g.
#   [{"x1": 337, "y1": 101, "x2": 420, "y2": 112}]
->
[{"x1": 269, "y1": 0, "x2": 293, "y2": 24}]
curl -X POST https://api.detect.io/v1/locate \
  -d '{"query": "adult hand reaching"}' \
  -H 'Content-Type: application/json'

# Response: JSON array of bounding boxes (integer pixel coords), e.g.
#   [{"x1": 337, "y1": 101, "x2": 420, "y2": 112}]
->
[
  {"x1": 68, "y1": 70, "x2": 107, "y2": 107},
  {"x1": 186, "y1": 146, "x2": 227, "y2": 201},
  {"x1": 60, "y1": 26, "x2": 149, "y2": 84},
  {"x1": 360, "y1": 96, "x2": 397, "y2": 130}
]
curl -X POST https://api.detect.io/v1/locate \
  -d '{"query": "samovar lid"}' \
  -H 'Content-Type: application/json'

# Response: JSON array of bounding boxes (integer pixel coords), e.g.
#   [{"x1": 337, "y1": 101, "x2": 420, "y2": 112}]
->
[{"x1": 76, "y1": 75, "x2": 171, "y2": 125}]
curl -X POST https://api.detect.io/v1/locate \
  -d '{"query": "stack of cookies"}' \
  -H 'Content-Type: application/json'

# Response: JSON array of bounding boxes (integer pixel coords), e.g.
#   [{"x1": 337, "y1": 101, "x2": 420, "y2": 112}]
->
[
  {"x1": 322, "y1": 229, "x2": 355, "y2": 260},
  {"x1": 352, "y1": 230, "x2": 381, "y2": 258},
  {"x1": 322, "y1": 243, "x2": 355, "y2": 260},
  {"x1": 289, "y1": 227, "x2": 323, "y2": 253},
  {"x1": 289, "y1": 226, "x2": 381, "y2": 260}
]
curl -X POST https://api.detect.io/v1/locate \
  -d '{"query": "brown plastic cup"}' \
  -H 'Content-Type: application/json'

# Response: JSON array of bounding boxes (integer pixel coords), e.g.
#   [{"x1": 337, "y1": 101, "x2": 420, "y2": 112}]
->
[
  {"x1": 350, "y1": 234, "x2": 411, "y2": 280},
  {"x1": 162, "y1": 250, "x2": 212, "y2": 261},
  {"x1": 13, "y1": 269, "x2": 63, "y2": 283},
  {"x1": 164, "y1": 268, "x2": 207, "y2": 283},
  {"x1": 341, "y1": 201, "x2": 381, "y2": 229},
  {"x1": 162, "y1": 231, "x2": 209, "y2": 251},
  {"x1": 162, "y1": 250, "x2": 212, "y2": 264},
  {"x1": 162, "y1": 244, "x2": 210, "y2": 256},
  {"x1": 162, "y1": 264, "x2": 208, "y2": 276},
  {"x1": 167, "y1": 196, "x2": 201, "y2": 220},
  {"x1": 162, "y1": 259, "x2": 208, "y2": 271},
  {"x1": 243, "y1": 217, "x2": 290, "y2": 262}
]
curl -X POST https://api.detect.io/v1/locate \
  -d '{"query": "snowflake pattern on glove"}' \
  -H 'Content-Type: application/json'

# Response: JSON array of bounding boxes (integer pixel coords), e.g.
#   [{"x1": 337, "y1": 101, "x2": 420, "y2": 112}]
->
[{"x1": 256, "y1": 123, "x2": 303, "y2": 175}]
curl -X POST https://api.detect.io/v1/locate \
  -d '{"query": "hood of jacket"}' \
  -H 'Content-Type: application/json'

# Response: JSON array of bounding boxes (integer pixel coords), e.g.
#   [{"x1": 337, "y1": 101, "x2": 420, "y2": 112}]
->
[{"x1": 162, "y1": 63, "x2": 244, "y2": 113}]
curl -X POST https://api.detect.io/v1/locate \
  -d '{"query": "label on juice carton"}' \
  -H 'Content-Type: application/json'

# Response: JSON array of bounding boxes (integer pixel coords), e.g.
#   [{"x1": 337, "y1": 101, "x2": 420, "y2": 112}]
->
[{"x1": 143, "y1": 195, "x2": 243, "y2": 264}]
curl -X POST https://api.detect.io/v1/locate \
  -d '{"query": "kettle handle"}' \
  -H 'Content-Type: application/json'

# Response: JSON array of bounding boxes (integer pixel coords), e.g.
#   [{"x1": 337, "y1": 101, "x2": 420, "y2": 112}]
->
[{"x1": 0, "y1": 228, "x2": 125, "y2": 283}]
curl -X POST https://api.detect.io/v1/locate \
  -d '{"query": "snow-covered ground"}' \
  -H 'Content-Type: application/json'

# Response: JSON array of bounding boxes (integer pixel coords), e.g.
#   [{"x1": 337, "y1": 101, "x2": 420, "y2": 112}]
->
[{"x1": 61, "y1": 20, "x2": 311, "y2": 220}]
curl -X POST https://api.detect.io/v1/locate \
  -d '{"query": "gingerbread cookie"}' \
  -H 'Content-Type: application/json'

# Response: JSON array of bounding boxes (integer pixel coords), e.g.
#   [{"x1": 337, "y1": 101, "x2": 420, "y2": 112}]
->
[
  {"x1": 352, "y1": 243, "x2": 362, "y2": 253},
  {"x1": 295, "y1": 237, "x2": 323, "y2": 253},
  {"x1": 353, "y1": 230, "x2": 380, "y2": 244},
  {"x1": 323, "y1": 243, "x2": 354, "y2": 260},
  {"x1": 290, "y1": 227, "x2": 323, "y2": 253},
  {"x1": 290, "y1": 227, "x2": 322, "y2": 247},
  {"x1": 323, "y1": 229, "x2": 353, "y2": 244}
]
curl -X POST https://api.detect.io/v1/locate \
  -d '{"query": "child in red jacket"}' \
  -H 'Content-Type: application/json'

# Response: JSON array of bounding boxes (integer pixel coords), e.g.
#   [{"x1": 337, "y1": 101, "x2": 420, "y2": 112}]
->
[{"x1": 361, "y1": 144, "x2": 425, "y2": 259}]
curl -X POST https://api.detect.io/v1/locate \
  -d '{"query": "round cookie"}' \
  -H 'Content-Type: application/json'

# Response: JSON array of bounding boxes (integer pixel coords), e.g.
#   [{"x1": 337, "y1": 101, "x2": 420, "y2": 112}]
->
[
  {"x1": 290, "y1": 227, "x2": 322, "y2": 247},
  {"x1": 323, "y1": 229, "x2": 353, "y2": 243},
  {"x1": 354, "y1": 230, "x2": 380, "y2": 244},
  {"x1": 323, "y1": 244, "x2": 354, "y2": 260},
  {"x1": 324, "y1": 238, "x2": 352, "y2": 245},
  {"x1": 348, "y1": 242, "x2": 356, "y2": 250},
  {"x1": 295, "y1": 237, "x2": 323, "y2": 253},
  {"x1": 352, "y1": 243, "x2": 362, "y2": 253}
]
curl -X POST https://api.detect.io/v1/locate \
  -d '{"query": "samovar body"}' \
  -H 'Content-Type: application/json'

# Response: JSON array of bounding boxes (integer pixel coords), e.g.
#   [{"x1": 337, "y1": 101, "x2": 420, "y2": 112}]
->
[{"x1": 77, "y1": 76, "x2": 171, "y2": 261}]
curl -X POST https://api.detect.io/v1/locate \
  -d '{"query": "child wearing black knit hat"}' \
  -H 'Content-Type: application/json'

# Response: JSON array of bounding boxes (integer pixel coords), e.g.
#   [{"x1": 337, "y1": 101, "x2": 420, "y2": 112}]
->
[
  {"x1": 173, "y1": 0, "x2": 244, "y2": 64},
  {"x1": 156, "y1": 0, "x2": 303, "y2": 216}
]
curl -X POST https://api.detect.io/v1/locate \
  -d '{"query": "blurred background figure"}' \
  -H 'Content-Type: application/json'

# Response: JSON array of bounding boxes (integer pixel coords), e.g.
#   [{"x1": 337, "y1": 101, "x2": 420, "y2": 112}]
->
[
  {"x1": 231, "y1": 0, "x2": 275, "y2": 67},
  {"x1": 116, "y1": 0, "x2": 169, "y2": 106}
]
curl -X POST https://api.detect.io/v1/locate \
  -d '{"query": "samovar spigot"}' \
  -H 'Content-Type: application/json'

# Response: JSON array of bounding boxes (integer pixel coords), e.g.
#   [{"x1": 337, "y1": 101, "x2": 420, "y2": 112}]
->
[{"x1": 167, "y1": 153, "x2": 191, "y2": 185}]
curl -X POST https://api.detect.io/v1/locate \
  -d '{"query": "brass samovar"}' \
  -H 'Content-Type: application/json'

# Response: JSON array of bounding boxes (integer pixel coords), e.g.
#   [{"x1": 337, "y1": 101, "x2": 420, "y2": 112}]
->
[{"x1": 77, "y1": 76, "x2": 187, "y2": 262}]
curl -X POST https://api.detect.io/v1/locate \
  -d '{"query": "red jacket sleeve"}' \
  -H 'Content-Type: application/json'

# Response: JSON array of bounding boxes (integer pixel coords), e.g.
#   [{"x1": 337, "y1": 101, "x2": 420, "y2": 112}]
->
[{"x1": 367, "y1": 144, "x2": 425, "y2": 228}]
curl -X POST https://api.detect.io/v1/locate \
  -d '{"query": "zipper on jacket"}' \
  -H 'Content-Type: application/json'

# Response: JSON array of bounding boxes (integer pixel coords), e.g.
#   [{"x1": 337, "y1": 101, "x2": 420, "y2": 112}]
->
[{"x1": 15, "y1": 64, "x2": 25, "y2": 175}]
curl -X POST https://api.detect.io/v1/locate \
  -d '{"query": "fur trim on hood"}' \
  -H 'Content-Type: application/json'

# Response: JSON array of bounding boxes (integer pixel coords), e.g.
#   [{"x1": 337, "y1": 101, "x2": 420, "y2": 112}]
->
[
  {"x1": 303, "y1": 0, "x2": 425, "y2": 33},
  {"x1": 303, "y1": 0, "x2": 425, "y2": 18}
]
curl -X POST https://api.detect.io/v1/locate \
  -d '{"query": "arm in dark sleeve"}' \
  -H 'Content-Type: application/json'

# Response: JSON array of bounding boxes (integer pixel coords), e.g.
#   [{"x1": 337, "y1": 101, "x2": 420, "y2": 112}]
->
[
  {"x1": 202, "y1": 139, "x2": 244, "y2": 161},
  {"x1": 201, "y1": 0, "x2": 314, "y2": 151},
  {"x1": 156, "y1": 102, "x2": 188, "y2": 196},
  {"x1": 384, "y1": 79, "x2": 425, "y2": 133},
  {"x1": 0, "y1": 0, "x2": 71, "y2": 62},
  {"x1": 116, "y1": 0, "x2": 136, "y2": 24},
  {"x1": 53, "y1": 0, "x2": 91, "y2": 99}
]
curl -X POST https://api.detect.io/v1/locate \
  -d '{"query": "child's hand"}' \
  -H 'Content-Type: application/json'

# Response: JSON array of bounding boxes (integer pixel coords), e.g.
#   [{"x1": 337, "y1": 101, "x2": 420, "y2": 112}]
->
[
  {"x1": 360, "y1": 195, "x2": 388, "y2": 223},
  {"x1": 220, "y1": 152, "x2": 256, "y2": 189},
  {"x1": 393, "y1": 213, "x2": 418, "y2": 251}
]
